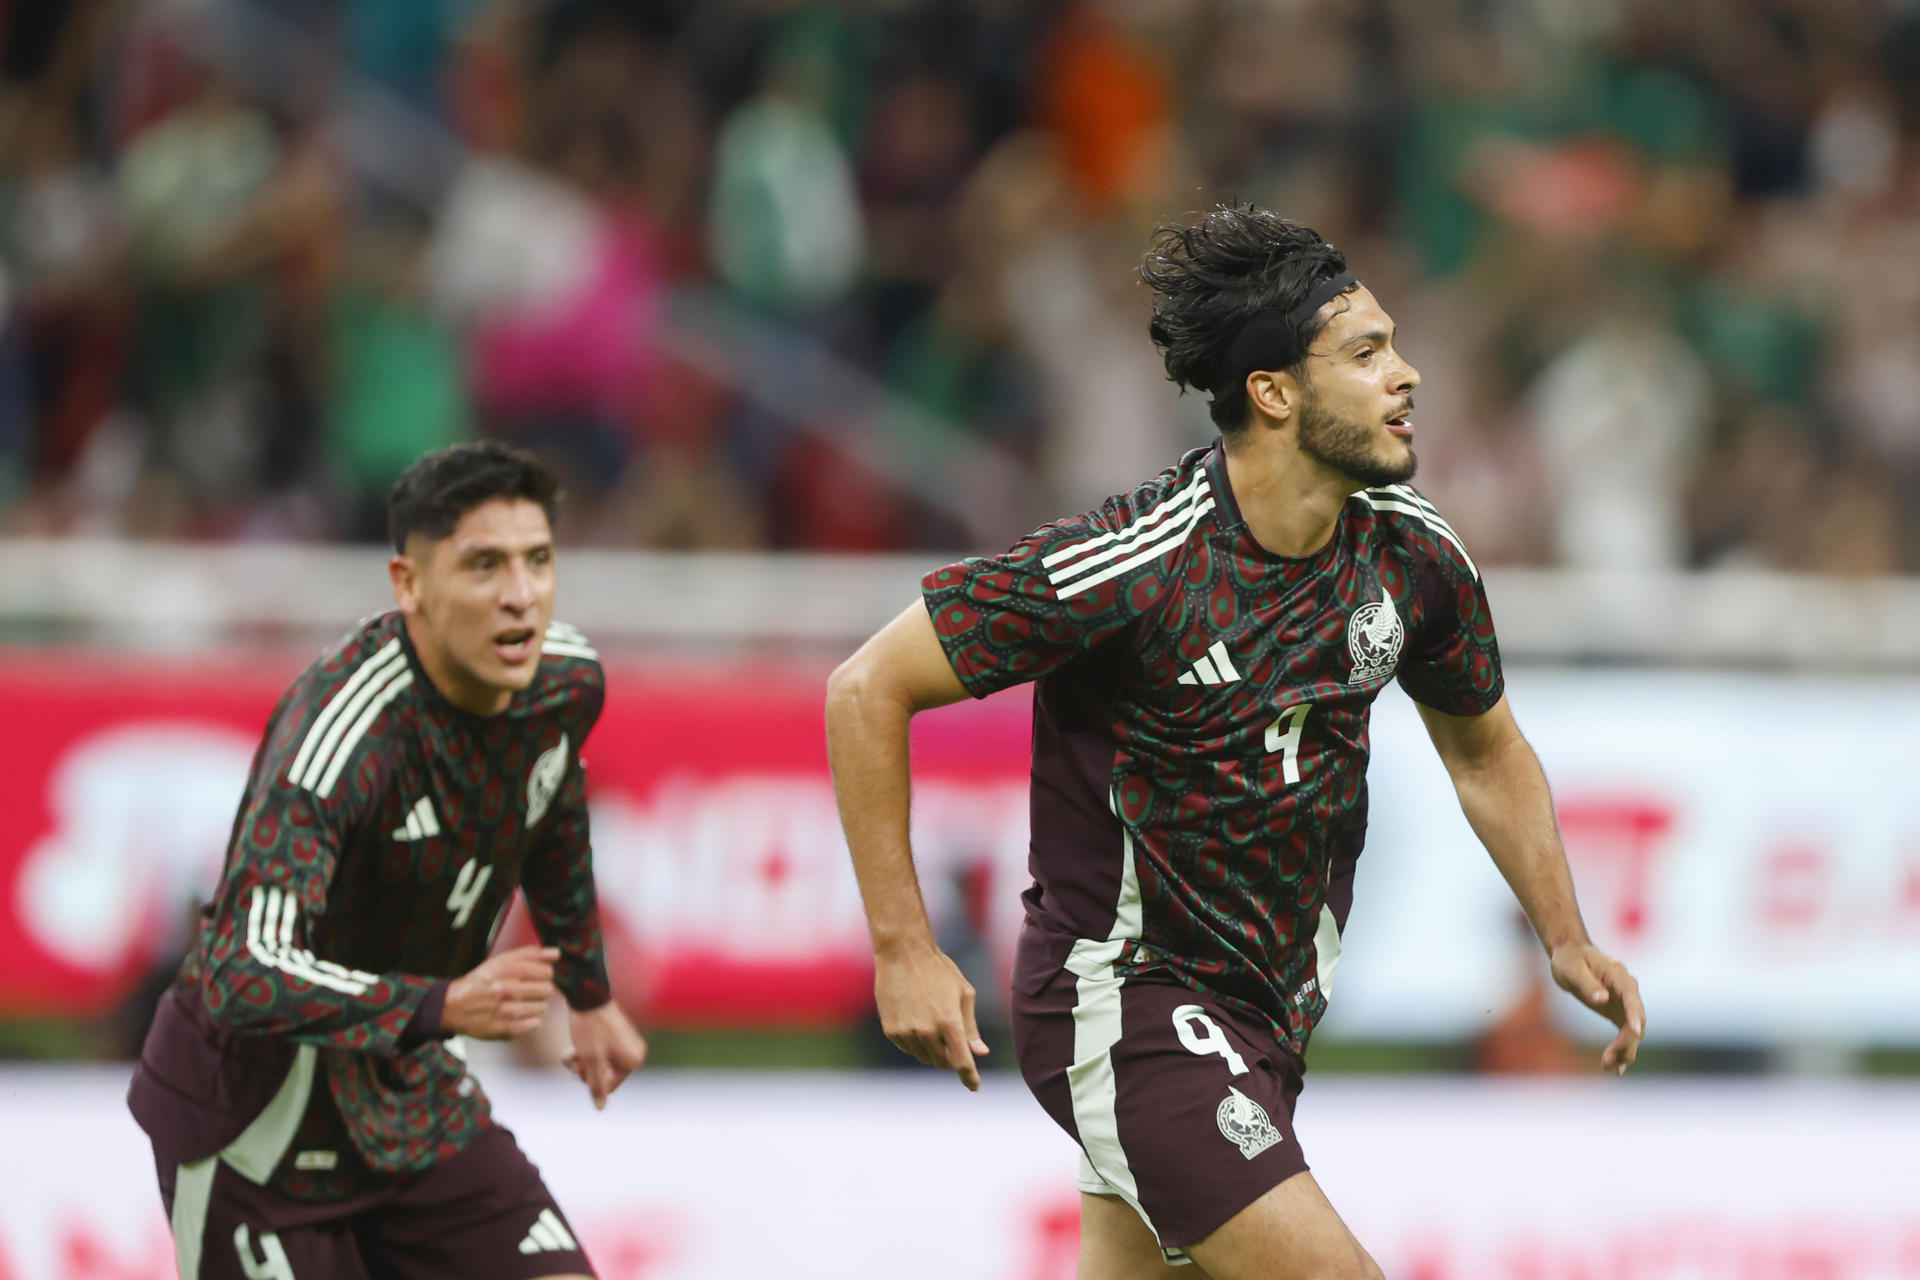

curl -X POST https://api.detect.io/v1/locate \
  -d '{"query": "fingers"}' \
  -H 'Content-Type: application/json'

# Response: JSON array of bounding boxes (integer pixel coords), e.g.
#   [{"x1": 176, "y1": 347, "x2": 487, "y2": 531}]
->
[
  {"x1": 1605, "y1": 963, "x2": 1647, "y2": 1038},
  {"x1": 1601, "y1": 1024, "x2": 1641, "y2": 1075},
  {"x1": 941, "y1": 1022, "x2": 981, "y2": 1092},
  {"x1": 1559, "y1": 951, "x2": 1607, "y2": 1007},
  {"x1": 961, "y1": 985, "x2": 989, "y2": 1059},
  {"x1": 492, "y1": 949, "x2": 560, "y2": 983}
]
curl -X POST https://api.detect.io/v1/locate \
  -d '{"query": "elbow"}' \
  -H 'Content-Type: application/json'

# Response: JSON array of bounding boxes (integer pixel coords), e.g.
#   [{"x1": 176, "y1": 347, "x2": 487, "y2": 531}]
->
[
  {"x1": 825, "y1": 652, "x2": 874, "y2": 721},
  {"x1": 197, "y1": 960, "x2": 270, "y2": 1034}
]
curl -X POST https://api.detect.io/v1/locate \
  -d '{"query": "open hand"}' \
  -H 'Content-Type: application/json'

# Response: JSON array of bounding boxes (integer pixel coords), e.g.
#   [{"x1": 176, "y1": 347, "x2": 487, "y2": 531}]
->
[
  {"x1": 875, "y1": 939, "x2": 989, "y2": 1091},
  {"x1": 1550, "y1": 942, "x2": 1646, "y2": 1075},
  {"x1": 563, "y1": 1001, "x2": 648, "y2": 1110},
  {"x1": 444, "y1": 946, "x2": 557, "y2": 1040}
]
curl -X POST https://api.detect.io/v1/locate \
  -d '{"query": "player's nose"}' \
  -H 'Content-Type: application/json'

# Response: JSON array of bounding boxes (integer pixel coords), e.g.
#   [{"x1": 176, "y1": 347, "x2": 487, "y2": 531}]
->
[
  {"x1": 500, "y1": 562, "x2": 536, "y2": 611},
  {"x1": 1394, "y1": 354, "x2": 1420, "y2": 394}
]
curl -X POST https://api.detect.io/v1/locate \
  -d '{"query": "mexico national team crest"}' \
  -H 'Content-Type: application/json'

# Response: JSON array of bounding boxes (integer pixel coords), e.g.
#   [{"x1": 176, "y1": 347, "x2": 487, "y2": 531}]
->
[
  {"x1": 526, "y1": 733, "x2": 569, "y2": 827},
  {"x1": 1346, "y1": 599, "x2": 1404, "y2": 685},
  {"x1": 1217, "y1": 1086, "x2": 1283, "y2": 1160}
]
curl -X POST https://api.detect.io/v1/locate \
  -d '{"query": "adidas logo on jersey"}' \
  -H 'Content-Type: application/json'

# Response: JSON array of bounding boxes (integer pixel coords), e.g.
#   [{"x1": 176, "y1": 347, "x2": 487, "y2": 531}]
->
[
  {"x1": 1176, "y1": 640, "x2": 1242, "y2": 687},
  {"x1": 390, "y1": 797, "x2": 441, "y2": 841},
  {"x1": 518, "y1": 1208, "x2": 580, "y2": 1255}
]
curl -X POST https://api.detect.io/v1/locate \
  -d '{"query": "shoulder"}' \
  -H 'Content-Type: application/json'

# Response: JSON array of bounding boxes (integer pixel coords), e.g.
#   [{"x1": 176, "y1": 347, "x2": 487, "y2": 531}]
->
[
  {"x1": 1030, "y1": 448, "x2": 1218, "y2": 599},
  {"x1": 274, "y1": 613, "x2": 413, "y2": 800},
  {"x1": 528, "y1": 619, "x2": 606, "y2": 727},
  {"x1": 1350, "y1": 484, "x2": 1481, "y2": 583}
]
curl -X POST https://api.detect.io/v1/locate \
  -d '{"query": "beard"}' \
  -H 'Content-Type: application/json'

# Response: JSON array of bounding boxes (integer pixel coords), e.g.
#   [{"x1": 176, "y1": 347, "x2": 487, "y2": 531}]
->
[{"x1": 1297, "y1": 388, "x2": 1417, "y2": 488}]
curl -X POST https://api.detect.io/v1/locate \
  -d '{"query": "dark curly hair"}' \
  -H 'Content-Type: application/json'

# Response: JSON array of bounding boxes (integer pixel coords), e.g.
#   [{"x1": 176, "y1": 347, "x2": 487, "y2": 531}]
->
[
  {"x1": 1141, "y1": 205, "x2": 1350, "y2": 432},
  {"x1": 388, "y1": 441, "x2": 561, "y2": 553}
]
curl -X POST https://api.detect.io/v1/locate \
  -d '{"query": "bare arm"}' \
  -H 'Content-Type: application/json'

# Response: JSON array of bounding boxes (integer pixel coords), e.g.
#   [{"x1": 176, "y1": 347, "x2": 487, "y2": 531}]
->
[
  {"x1": 1418, "y1": 694, "x2": 1646, "y2": 1073},
  {"x1": 825, "y1": 600, "x2": 986, "y2": 1088}
]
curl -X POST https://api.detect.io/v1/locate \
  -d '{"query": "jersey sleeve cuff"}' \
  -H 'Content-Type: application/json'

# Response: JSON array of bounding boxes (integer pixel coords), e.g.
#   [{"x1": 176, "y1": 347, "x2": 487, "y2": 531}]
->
[
  {"x1": 919, "y1": 574, "x2": 999, "y2": 700},
  {"x1": 398, "y1": 980, "x2": 451, "y2": 1047}
]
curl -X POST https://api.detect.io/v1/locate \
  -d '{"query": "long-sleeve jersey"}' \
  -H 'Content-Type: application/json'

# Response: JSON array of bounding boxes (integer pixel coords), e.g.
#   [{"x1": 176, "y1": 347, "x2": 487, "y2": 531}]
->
[
  {"x1": 128, "y1": 611, "x2": 610, "y2": 1200},
  {"x1": 923, "y1": 442, "x2": 1504, "y2": 1060}
]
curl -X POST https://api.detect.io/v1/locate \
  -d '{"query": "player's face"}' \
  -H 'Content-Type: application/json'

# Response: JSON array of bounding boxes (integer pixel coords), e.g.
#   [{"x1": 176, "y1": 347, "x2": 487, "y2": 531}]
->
[
  {"x1": 1294, "y1": 286, "x2": 1420, "y2": 489},
  {"x1": 395, "y1": 497, "x2": 556, "y2": 715}
]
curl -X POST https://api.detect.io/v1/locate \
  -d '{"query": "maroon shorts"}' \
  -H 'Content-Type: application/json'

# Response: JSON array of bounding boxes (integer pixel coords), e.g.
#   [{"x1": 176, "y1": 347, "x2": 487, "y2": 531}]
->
[
  {"x1": 152, "y1": 1125, "x2": 594, "y2": 1280},
  {"x1": 1012, "y1": 933, "x2": 1311, "y2": 1263}
]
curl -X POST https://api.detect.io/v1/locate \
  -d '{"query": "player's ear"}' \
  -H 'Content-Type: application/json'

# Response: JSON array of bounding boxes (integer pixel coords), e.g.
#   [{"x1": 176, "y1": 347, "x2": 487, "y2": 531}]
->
[
  {"x1": 1244, "y1": 368, "x2": 1299, "y2": 425},
  {"x1": 389, "y1": 552, "x2": 421, "y2": 613}
]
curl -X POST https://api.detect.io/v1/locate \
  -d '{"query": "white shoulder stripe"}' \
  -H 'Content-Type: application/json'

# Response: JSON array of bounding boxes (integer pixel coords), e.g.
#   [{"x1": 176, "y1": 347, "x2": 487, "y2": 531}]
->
[
  {"x1": 313, "y1": 671, "x2": 413, "y2": 798},
  {"x1": 542, "y1": 641, "x2": 599, "y2": 662},
  {"x1": 1388, "y1": 487, "x2": 1477, "y2": 560},
  {"x1": 1053, "y1": 497, "x2": 1215, "y2": 597},
  {"x1": 544, "y1": 619, "x2": 597, "y2": 661},
  {"x1": 1358, "y1": 491, "x2": 1479, "y2": 581},
  {"x1": 1042, "y1": 473, "x2": 1208, "y2": 575},
  {"x1": 1384, "y1": 487, "x2": 1478, "y2": 579},
  {"x1": 293, "y1": 651, "x2": 410, "y2": 793},
  {"x1": 288, "y1": 640, "x2": 402, "y2": 786}
]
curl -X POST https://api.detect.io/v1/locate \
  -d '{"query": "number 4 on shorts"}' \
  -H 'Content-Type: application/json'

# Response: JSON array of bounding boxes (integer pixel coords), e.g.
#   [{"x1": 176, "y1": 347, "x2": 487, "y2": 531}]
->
[
  {"x1": 233, "y1": 1226, "x2": 294, "y2": 1280},
  {"x1": 1172, "y1": 1005, "x2": 1249, "y2": 1076}
]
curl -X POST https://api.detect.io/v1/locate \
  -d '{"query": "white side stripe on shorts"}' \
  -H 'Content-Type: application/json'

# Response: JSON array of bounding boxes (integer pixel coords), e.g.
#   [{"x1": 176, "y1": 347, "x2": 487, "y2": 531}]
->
[
  {"x1": 1064, "y1": 806, "x2": 1158, "y2": 1239},
  {"x1": 243, "y1": 886, "x2": 380, "y2": 995}
]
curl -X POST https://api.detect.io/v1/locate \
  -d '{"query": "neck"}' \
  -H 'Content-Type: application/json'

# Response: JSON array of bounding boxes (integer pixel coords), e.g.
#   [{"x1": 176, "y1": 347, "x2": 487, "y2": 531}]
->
[
  {"x1": 403, "y1": 615, "x2": 512, "y2": 716},
  {"x1": 1221, "y1": 434, "x2": 1356, "y2": 558}
]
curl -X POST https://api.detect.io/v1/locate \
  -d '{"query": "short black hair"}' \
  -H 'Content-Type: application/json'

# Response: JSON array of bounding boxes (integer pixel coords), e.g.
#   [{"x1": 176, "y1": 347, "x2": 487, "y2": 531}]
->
[
  {"x1": 387, "y1": 441, "x2": 561, "y2": 553},
  {"x1": 1141, "y1": 205, "x2": 1350, "y2": 432}
]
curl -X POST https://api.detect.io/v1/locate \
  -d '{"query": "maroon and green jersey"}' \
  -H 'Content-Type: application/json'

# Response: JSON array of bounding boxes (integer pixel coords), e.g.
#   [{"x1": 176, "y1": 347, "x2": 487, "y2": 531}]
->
[
  {"x1": 129, "y1": 611, "x2": 609, "y2": 1201},
  {"x1": 923, "y1": 442, "x2": 1502, "y2": 1059}
]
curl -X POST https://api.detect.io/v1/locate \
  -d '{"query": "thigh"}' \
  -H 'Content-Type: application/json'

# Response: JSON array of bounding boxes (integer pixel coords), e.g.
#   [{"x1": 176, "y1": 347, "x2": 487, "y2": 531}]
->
[
  {"x1": 1015, "y1": 968, "x2": 1311, "y2": 1264},
  {"x1": 1184, "y1": 1171, "x2": 1382, "y2": 1280},
  {"x1": 157, "y1": 1152, "x2": 369, "y2": 1280},
  {"x1": 354, "y1": 1126, "x2": 595, "y2": 1280},
  {"x1": 1079, "y1": 1192, "x2": 1209, "y2": 1280}
]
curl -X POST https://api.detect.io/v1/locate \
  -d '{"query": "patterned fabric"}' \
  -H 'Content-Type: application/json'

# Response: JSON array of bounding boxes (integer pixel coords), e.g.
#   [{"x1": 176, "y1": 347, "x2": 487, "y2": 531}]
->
[
  {"x1": 171, "y1": 611, "x2": 610, "y2": 1198},
  {"x1": 923, "y1": 443, "x2": 1502, "y2": 1059}
]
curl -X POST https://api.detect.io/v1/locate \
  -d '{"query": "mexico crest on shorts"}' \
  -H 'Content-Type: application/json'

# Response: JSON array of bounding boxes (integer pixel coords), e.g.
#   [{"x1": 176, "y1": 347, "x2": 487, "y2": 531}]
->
[
  {"x1": 1346, "y1": 599, "x2": 1404, "y2": 684},
  {"x1": 1216, "y1": 1086, "x2": 1283, "y2": 1160},
  {"x1": 527, "y1": 733, "x2": 569, "y2": 827}
]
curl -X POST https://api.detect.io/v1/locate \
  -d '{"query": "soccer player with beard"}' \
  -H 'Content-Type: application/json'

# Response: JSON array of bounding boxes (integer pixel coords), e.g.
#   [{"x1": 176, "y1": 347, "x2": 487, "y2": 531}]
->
[
  {"x1": 825, "y1": 206, "x2": 1646, "y2": 1279},
  {"x1": 129, "y1": 442, "x2": 645, "y2": 1280}
]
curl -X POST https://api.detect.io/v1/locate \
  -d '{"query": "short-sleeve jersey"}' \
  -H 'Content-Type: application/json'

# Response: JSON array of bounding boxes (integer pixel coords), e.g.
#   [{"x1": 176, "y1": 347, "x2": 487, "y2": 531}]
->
[
  {"x1": 923, "y1": 443, "x2": 1502, "y2": 1059},
  {"x1": 128, "y1": 611, "x2": 610, "y2": 1202}
]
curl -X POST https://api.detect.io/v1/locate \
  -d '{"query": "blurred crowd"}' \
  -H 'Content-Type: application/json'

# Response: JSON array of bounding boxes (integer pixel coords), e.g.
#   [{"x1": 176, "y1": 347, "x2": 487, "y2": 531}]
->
[{"x1": 2, "y1": 0, "x2": 1918, "y2": 568}]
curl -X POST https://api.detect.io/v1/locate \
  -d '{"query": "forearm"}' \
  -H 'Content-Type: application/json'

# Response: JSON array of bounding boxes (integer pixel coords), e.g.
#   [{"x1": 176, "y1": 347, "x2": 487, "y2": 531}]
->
[
  {"x1": 1447, "y1": 737, "x2": 1590, "y2": 954},
  {"x1": 825, "y1": 665, "x2": 935, "y2": 956},
  {"x1": 523, "y1": 770, "x2": 613, "y2": 1009},
  {"x1": 200, "y1": 884, "x2": 441, "y2": 1054},
  {"x1": 524, "y1": 891, "x2": 611, "y2": 1011}
]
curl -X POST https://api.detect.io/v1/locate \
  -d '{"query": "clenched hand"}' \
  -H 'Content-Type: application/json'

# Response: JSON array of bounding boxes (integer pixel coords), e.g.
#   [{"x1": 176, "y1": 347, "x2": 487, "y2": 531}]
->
[{"x1": 443, "y1": 945, "x2": 557, "y2": 1040}]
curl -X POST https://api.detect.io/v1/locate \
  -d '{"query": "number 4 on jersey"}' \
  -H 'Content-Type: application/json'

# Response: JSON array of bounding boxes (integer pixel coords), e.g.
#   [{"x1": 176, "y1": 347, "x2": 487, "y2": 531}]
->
[
  {"x1": 1264, "y1": 703, "x2": 1311, "y2": 784},
  {"x1": 446, "y1": 859, "x2": 493, "y2": 929}
]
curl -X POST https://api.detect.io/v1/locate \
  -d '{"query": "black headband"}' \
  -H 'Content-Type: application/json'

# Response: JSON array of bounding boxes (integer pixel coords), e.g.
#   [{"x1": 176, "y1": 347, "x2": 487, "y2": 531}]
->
[{"x1": 1210, "y1": 271, "x2": 1360, "y2": 397}]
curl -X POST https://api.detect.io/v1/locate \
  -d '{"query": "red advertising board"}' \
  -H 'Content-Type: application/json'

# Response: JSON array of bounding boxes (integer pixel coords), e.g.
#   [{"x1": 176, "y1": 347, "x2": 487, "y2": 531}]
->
[{"x1": 0, "y1": 651, "x2": 1036, "y2": 1026}]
